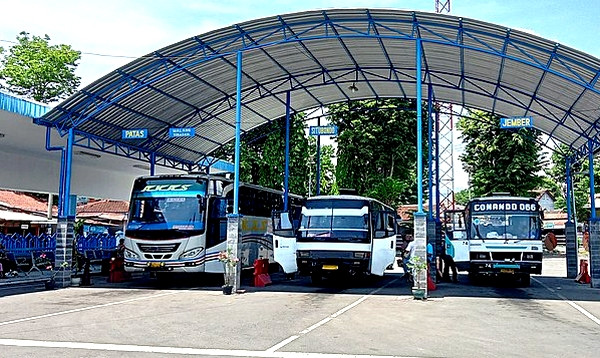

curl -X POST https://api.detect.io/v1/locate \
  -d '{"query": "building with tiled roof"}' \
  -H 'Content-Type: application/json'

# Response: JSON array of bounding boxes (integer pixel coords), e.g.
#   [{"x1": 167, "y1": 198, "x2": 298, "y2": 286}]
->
[
  {"x1": 76, "y1": 199, "x2": 129, "y2": 227},
  {"x1": 0, "y1": 190, "x2": 57, "y2": 234}
]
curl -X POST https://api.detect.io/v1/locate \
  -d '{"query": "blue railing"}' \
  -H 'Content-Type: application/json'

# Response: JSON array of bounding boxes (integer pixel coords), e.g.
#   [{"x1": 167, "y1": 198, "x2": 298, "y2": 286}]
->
[{"x1": 0, "y1": 233, "x2": 117, "y2": 259}]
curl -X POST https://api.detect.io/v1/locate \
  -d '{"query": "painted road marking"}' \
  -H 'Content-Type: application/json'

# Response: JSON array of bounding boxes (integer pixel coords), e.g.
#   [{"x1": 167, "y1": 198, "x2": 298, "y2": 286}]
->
[
  {"x1": 532, "y1": 277, "x2": 600, "y2": 326},
  {"x1": 0, "y1": 290, "x2": 184, "y2": 327},
  {"x1": 0, "y1": 338, "x2": 421, "y2": 358},
  {"x1": 265, "y1": 279, "x2": 399, "y2": 353}
]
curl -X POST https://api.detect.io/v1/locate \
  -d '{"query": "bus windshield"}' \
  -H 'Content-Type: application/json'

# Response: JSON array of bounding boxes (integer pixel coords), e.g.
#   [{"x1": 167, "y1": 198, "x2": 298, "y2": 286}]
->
[
  {"x1": 297, "y1": 200, "x2": 370, "y2": 243},
  {"x1": 126, "y1": 179, "x2": 207, "y2": 239},
  {"x1": 470, "y1": 213, "x2": 540, "y2": 240}
]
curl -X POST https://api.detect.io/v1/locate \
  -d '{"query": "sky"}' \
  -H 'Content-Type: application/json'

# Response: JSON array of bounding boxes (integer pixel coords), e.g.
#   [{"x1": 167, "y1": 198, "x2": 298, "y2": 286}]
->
[{"x1": 1, "y1": 0, "x2": 599, "y2": 191}]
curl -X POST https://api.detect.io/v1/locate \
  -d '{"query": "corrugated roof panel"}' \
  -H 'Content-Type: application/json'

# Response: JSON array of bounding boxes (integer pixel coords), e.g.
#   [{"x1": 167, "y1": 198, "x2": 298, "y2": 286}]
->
[
  {"x1": 422, "y1": 42, "x2": 460, "y2": 73},
  {"x1": 38, "y1": 8, "x2": 600, "y2": 164},
  {"x1": 499, "y1": 60, "x2": 542, "y2": 94},
  {"x1": 538, "y1": 73, "x2": 583, "y2": 109},
  {"x1": 464, "y1": 49, "x2": 500, "y2": 83}
]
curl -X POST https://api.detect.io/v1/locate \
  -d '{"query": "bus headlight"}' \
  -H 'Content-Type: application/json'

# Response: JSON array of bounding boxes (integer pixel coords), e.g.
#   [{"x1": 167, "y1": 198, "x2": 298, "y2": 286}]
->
[
  {"x1": 181, "y1": 248, "x2": 204, "y2": 259},
  {"x1": 354, "y1": 252, "x2": 370, "y2": 258},
  {"x1": 124, "y1": 249, "x2": 139, "y2": 260}
]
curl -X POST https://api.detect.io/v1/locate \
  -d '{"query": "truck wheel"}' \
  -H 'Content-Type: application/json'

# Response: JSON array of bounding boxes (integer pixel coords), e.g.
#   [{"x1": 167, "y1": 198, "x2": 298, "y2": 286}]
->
[
  {"x1": 518, "y1": 273, "x2": 531, "y2": 287},
  {"x1": 468, "y1": 272, "x2": 479, "y2": 284},
  {"x1": 311, "y1": 271, "x2": 322, "y2": 285}
]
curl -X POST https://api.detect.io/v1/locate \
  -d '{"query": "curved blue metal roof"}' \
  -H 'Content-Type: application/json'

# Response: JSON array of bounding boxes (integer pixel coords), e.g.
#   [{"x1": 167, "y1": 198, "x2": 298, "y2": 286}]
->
[{"x1": 38, "y1": 8, "x2": 600, "y2": 169}]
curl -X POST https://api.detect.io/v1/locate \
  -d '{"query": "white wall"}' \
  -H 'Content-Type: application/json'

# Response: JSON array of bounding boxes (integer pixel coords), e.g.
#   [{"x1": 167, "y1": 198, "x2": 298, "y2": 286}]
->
[{"x1": 0, "y1": 148, "x2": 183, "y2": 200}]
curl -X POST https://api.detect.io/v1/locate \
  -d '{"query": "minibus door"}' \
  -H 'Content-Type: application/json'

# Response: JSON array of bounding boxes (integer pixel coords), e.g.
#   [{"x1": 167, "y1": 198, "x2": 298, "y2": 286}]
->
[{"x1": 272, "y1": 211, "x2": 297, "y2": 274}]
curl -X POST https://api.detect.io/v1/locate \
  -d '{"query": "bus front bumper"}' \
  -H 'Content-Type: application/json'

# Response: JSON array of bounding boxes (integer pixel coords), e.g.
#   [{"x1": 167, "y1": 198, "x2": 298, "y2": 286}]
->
[{"x1": 470, "y1": 260, "x2": 542, "y2": 275}]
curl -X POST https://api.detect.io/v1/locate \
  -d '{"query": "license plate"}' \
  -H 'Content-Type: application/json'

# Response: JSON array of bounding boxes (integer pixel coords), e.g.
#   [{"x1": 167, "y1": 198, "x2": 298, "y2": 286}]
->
[
  {"x1": 500, "y1": 269, "x2": 514, "y2": 274},
  {"x1": 322, "y1": 264, "x2": 338, "y2": 270},
  {"x1": 149, "y1": 262, "x2": 163, "y2": 268}
]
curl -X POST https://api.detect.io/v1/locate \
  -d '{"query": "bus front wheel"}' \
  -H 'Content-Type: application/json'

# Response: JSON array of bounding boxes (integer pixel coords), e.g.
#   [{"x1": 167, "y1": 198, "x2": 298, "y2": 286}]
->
[
  {"x1": 311, "y1": 271, "x2": 323, "y2": 285},
  {"x1": 518, "y1": 273, "x2": 531, "y2": 287}
]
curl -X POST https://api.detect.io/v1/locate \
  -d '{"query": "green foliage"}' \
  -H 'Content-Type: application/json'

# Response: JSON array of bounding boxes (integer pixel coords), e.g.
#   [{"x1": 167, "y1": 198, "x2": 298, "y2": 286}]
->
[
  {"x1": 456, "y1": 110, "x2": 544, "y2": 197},
  {"x1": 307, "y1": 136, "x2": 337, "y2": 196},
  {"x1": 0, "y1": 32, "x2": 81, "y2": 103},
  {"x1": 454, "y1": 189, "x2": 473, "y2": 206},
  {"x1": 328, "y1": 99, "x2": 424, "y2": 207},
  {"x1": 544, "y1": 145, "x2": 600, "y2": 222},
  {"x1": 213, "y1": 113, "x2": 310, "y2": 196}
]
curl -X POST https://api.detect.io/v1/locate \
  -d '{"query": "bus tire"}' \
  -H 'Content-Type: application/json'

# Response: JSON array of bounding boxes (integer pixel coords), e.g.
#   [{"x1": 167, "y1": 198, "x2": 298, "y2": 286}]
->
[
  {"x1": 468, "y1": 272, "x2": 479, "y2": 284},
  {"x1": 518, "y1": 273, "x2": 531, "y2": 287},
  {"x1": 311, "y1": 271, "x2": 322, "y2": 285}
]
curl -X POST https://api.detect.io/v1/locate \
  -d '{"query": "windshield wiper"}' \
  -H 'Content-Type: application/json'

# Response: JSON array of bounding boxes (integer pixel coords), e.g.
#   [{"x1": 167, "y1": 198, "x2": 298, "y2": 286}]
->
[{"x1": 474, "y1": 225, "x2": 486, "y2": 243}]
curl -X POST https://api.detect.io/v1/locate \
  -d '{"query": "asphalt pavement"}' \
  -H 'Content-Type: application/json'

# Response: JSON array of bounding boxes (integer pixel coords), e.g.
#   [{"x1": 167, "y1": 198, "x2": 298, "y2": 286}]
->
[{"x1": 0, "y1": 254, "x2": 598, "y2": 358}]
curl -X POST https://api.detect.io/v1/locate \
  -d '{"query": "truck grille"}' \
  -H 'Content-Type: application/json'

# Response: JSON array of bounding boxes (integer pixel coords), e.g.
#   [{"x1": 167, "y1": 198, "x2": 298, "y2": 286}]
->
[{"x1": 138, "y1": 243, "x2": 180, "y2": 253}]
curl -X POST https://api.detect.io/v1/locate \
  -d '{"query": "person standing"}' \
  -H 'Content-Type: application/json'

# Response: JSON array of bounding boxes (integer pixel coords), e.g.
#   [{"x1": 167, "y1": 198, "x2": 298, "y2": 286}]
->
[{"x1": 441, "y1": 233, "x2": 458, "y2": 283}]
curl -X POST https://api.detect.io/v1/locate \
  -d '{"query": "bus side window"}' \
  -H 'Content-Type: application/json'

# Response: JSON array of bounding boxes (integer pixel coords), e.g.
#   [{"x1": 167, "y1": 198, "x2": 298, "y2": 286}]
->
[
  {"x1": 374, "y1": 212, "x2": 386, "y2": 238},
  {"x1": 386, "y1": 214, "x2": 396, "y2": 235}
]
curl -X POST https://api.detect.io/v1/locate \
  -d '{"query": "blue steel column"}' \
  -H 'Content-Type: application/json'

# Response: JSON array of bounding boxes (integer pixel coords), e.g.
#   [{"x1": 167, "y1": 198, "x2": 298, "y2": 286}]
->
[
  {"x1": 150, "y1": 152, "x2": 156, "y2": 176},
  {"x1": 284, "y1": 91, "x2": 291, "y2": 211},
  {"x1": 55, "y1": 128, "x2": 75, "y2": 288},
  {"x1": 427, "y1": 83, "x2": 434, "y2": 221},
  {"x1": 435, "y1": 112, "x2": 440, "y2": 217},
  {"x1": 416, "y1": 40, "x2": 424, "y2": 214},
  {"x1": 413, "y1": 38, "x2": 428, "y2": 298},
  {"x1": 46, "y1": 127, "x2": 65, "y2": 215},
  {"x1": 233, "y1": 51, "x2": 243, "y2": 216},
  {"x1": 227, "y1": 50, "x2": 244, "y2": 292},
  {"x1": 588, "y1": 140, "x2": 600, "y2": 287},
  {"x1": 565, "y1": 156, "x2": 578, "y2": 278},
  {"x1": 316, "y1": 116, "x2": 321, "y2": 196},
  {"x1": 566, "y1": 157, "x2": 573, "y2": 222},
  {"x1": 590, "y1": 140, "x2": 596, "y2": 220},
  {"x1": 62, "y1": 128, "x2": 74, "y2": 218}
]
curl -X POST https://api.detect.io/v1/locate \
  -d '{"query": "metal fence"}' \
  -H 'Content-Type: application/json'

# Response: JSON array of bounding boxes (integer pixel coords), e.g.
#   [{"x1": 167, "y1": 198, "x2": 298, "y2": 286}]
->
[{"x1": 0, "y1": 233, "x2": 117, "y2": 258}]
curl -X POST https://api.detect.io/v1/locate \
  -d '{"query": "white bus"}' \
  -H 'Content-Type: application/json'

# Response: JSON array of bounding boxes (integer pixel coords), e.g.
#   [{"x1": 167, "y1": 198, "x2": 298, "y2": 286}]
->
[
  {"x1": 123, "y1": 174, "x2": 302, "y2": 274},
  {"x1": 446, "y1": 195, "x2": 543, "y2": 286},
  {"x1": 273, "y1": 195, "x2": 397, "y2": 283}
]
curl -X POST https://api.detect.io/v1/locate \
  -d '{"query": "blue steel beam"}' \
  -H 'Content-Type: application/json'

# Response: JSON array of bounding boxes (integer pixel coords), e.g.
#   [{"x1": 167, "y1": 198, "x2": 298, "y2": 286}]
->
[
  {"x1": 366, "y1": 9, "x2": 408, "y2": 98},
  {"x1": 524, "y1": 44, "x2": 559, "y2": 118},
  {"x1": 277, "y1": 16, "x2": 351, "y2": 102},
  {"x1": 36, "y1": 13, "x2": 600, "y2": 170},
  {"x1": 322, "y1": 11, "x2": 379, "y2": 99},
  {"x1": 47, "y1": 17, "x2": 600, "y2": 136},
  {"x1": 77, "y1": 90, "x2": 221, "y2": 152},
  {"x1": 491, "y1": 29, "x2": 511, "y2": 115},
  {"x1": 234, "y1": 24, "x2": 324, "y2": 108}
]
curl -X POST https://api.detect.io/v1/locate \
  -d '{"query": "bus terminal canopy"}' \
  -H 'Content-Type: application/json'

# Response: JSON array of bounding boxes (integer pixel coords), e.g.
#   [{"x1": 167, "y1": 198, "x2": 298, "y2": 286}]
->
[{"x1": 38, "y1": 8, "x2": 600, "y2": 170}]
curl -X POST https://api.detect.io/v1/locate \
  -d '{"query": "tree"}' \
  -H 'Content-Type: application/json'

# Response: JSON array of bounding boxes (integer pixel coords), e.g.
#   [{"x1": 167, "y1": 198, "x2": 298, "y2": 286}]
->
[
  {"x1": 307, "y1": 136, "x2": 337, "y2": 196},
  {"x1": 0, "y1": 32, "x2": 81, "y2": 103},
  {"x1": 454, "y1": 188, "x2": 473, "y2": 206},
  {"x1": 214, "y1": 113, "x2": 310, "y2": 196},
  {"x1": 328, "y1": 99, "x2": 424, "y2": 207},
  {"x1": 545, "y1": 145, "x2": 600, "y2": 222},
  {"x1": 456, "y1": 110, "x2": 544, "y2": 197}
]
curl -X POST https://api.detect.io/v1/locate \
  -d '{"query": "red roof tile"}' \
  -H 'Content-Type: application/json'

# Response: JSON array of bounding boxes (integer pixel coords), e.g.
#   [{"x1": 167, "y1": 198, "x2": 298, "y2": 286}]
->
[
  {"x1": 77, "y1": 199, "x2": 129, "y2": 214},
  {"x1": 0, "y1": 190, "x2": 56, "y2": 215}
]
